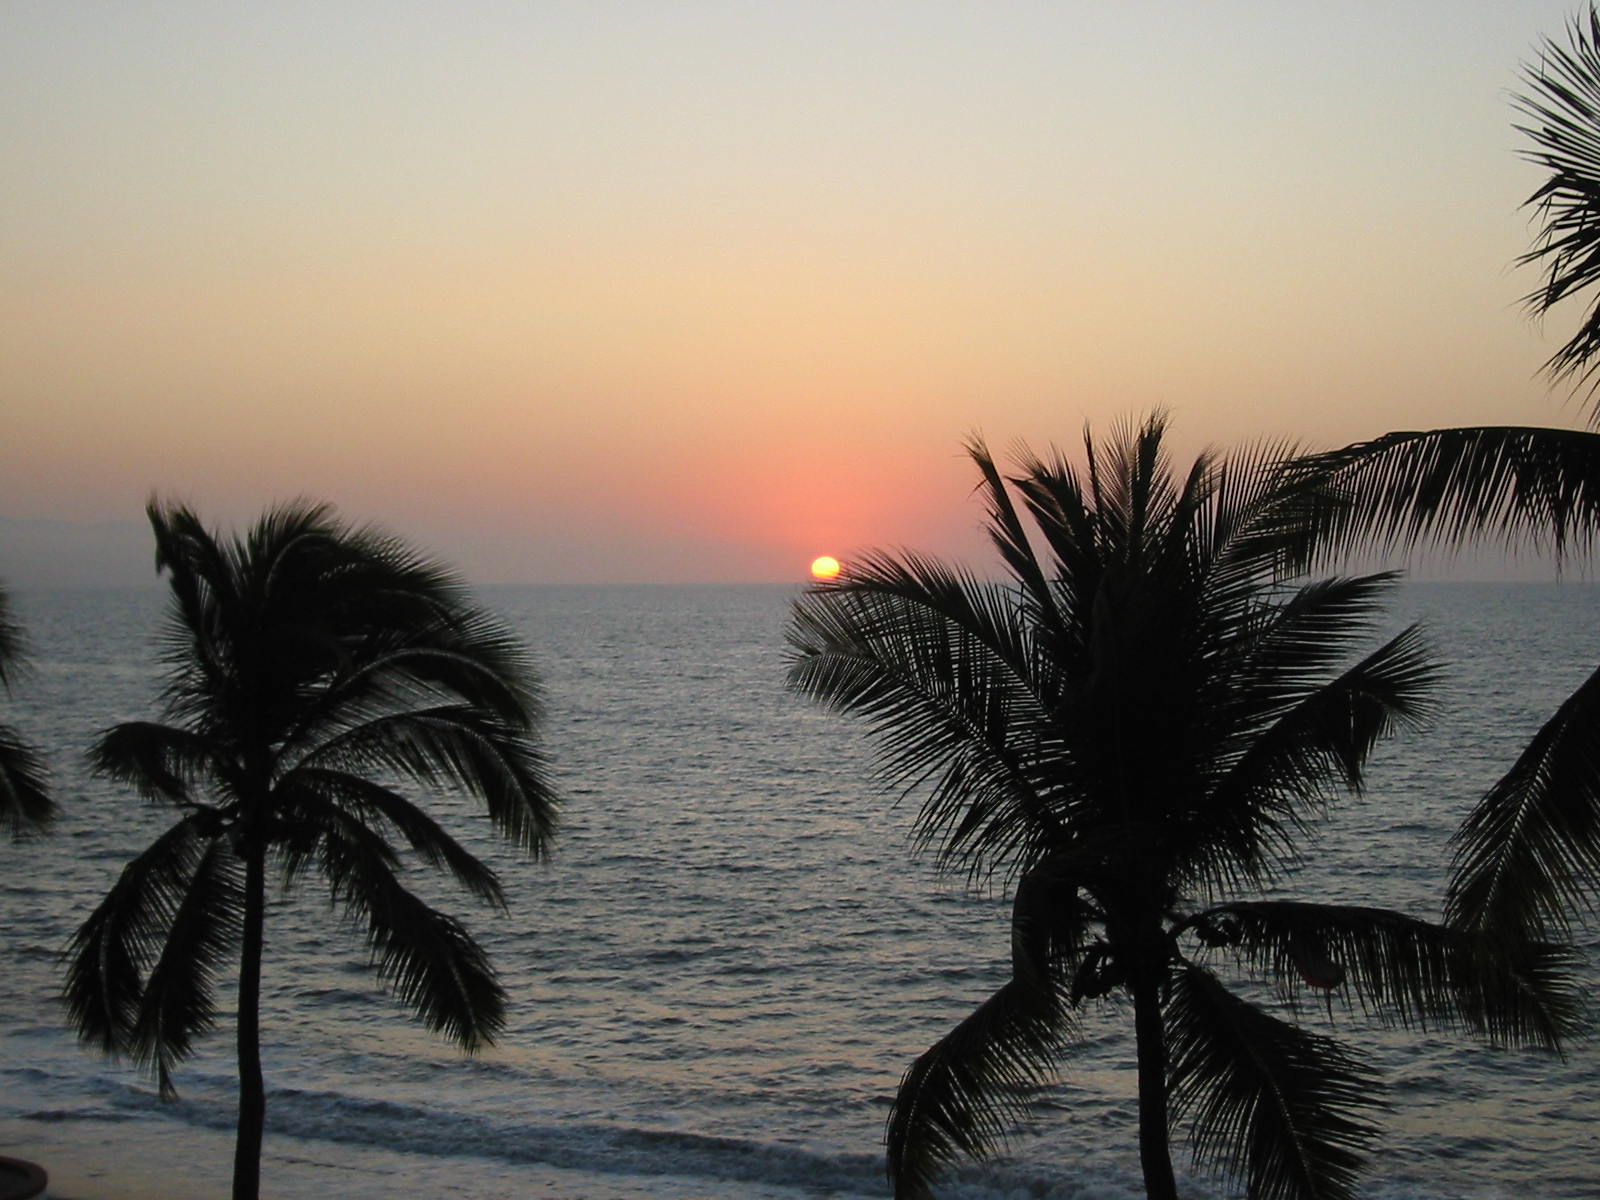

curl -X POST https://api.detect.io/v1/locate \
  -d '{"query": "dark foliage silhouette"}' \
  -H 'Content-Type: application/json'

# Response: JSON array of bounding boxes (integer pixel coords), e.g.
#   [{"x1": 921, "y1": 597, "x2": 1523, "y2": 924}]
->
[
  {"x1": 1303, "y1": 7, "x2": 1600, "y2": 947},
  {"x1": 788, "y1": 417, "x2": 1576, "y2": 1200},
  {"x1": 0, "y1": 583, "x2": 51, "y2": 840},
  {"x1": 64, "y1": 501, "x2": 556, "y2": 1200}
]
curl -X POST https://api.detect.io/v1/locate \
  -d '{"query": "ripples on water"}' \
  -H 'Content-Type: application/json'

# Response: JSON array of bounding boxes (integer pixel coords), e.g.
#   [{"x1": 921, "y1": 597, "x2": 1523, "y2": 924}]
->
[{"x1": 1, "y1": 582, "x2": 1597, "y2": 1199}]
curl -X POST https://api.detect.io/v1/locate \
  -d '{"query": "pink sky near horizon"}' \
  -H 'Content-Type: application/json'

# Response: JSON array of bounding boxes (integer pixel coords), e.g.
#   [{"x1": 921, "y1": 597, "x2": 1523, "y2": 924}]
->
[{"x1": 3, "y1": 2, "x2": 1595, "y2": 586}]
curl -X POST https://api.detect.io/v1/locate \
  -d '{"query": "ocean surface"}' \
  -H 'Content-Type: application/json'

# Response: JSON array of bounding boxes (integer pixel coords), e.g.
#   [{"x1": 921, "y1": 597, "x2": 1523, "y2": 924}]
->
[{"x1": 1, "y1": 581, "x2": 1597, "y2": 1200}]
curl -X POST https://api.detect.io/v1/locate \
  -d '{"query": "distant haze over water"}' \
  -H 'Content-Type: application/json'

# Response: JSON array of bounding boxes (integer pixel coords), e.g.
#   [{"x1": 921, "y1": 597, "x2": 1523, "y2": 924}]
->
[{"x1": 2, "y1": 515, "x2": 1590, "y2": 588}]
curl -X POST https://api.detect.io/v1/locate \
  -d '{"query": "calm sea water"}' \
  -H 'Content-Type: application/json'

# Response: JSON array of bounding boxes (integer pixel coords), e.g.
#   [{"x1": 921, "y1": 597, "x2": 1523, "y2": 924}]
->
[{"x1": 1, "y1": 582, "x2": 1596, "y2": 1200}]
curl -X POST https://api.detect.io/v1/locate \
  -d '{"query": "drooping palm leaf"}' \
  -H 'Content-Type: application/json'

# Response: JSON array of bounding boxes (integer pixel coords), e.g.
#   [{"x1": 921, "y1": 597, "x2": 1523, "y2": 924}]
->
[
  {"x1": 277, "y1": 767, "x2": 505, "y2": 906},
  {"x1": 1166, "y1": 962, "x2": 1383, "y2": 1200},
  {"x1": 64, "y1": 816, "x2": 217, "y2": 1054},
  {"x1": 886, "y1": 862, "x2": 1085, "y2": 1199},
  {"x1": 1449, "y1": 660, "x2": 1600, "y2": 942},
  {"x1": 0, "y1": 724, "x2": 51, "y2": 839},
  {"x1": 89, "y1": 722, "x2": 224, "y2": 808},
  {"x1": 131, "y1": 840, "x2": 245, "y2": 1097},
  {"x1": 1187, "y1": 901, "x2": 1580, "y2": 1051},
  {"x1": 296, "y1": 706, "x2": 554, "y2": 855},
  {"x1": 315, "y1": 810, "x2": 505, "y2": 1052}
]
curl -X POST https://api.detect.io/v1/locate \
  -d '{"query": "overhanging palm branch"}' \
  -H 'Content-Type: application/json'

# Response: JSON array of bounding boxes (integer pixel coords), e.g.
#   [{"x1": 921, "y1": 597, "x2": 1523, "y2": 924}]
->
[
  {"x1": 1281, "y1": 8, "x2": 1600, "y2": 975},
  {"x1": 1300, "y1": 424, "x2": 1600, "y2": 953},
  {"x1": 1304, "y1": 427, "x2": 1600, "y2": 556}
]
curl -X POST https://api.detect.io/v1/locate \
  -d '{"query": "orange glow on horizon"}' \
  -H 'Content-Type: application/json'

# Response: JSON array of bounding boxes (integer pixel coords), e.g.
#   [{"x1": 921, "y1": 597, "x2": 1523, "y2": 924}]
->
[{"x1": 810, "y1": 555, "x2": 842, "y2": 580}]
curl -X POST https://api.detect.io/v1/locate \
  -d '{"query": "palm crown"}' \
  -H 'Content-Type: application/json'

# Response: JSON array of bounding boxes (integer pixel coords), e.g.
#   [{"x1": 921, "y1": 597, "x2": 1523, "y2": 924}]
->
[
  {"x1": 65, "y1": 500, "x2": 556, "y2": 1200},
  {"x1": 788, "y1": 417, "x2": 1575, "y2": 1200}
]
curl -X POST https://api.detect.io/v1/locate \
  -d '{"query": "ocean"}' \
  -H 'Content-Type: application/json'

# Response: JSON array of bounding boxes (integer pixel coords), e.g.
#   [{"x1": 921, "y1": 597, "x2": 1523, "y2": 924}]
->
[{"x1": 1, "y1": 581, "x2": 1596, "y2": 1199}]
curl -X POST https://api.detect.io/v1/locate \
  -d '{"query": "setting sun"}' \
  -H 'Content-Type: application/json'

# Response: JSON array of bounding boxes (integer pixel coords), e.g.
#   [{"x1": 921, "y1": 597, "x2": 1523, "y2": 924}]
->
[{"x1": 809, "y1": 555, "x2": 842, "y2": 580}]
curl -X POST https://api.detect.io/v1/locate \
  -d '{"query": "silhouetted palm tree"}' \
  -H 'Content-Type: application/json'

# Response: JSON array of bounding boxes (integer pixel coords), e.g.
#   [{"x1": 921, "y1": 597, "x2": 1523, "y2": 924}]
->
[
  {"x1": 1302, "y1": 7, "x2": 1600, "y2": 946},
  {"x1": 788, "y1": 417, "x2": 1575, "y2": 1200},
  {"x1": 0, "y1": 583, "x2": 51, "y2": 840},
  {"x1": 64, "y1": 501, "x2": 556, "y2": 1200}
]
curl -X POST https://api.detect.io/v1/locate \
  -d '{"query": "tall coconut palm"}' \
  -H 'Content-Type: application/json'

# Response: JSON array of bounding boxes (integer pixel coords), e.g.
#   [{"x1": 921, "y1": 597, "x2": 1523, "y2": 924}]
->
[
  {"x1": 64, "y1": 501, "x2": 556, "y2": 1200},
  {"x1": 0, "y1": 583, "x2": 51, "y2": 839},
  {"x1": 787, "y1": 416, "x2": 1576, "y2": 1200},
  {"x1": 1299, "y1": 7, "x2": 1600, "y2": 945}
]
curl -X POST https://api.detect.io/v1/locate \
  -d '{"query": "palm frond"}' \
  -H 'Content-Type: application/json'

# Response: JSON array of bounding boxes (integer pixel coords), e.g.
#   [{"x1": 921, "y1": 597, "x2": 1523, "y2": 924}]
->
[
  {"x1": 146, "y1": 500, "x2": 239, "y2": 708},
  {"x1": 787, "y1": 554, "x2": 1062, "y2": 875},
  {"x1": 278, "y1": 767, "x2": 505, "y2": 906},
  {"x1": 64, "y1": 815, "x2": 218, "y2": 1055},
  {"x1": 1303, "y1": 427, "x2": 1600, "y2": 557},
  {"x1": 1166, "y1": 962, "x2": 1383, "y2": 1200},
  {"x1": 294, "y1": 706, "x2": 556, "y2": 856},
  {"x1": 1189, "y1": 625, "x2": 1437, "y2": 891},
  {"x1": 0, "y1": 585, "x2": 53, "y2": 837},
  {"x1": 1190, "y1": 901, "x2": 1580, "y2": 1050},
  {"x1": 89, "y1": 721, "x2": 223, "y2": 807},
  {"x1": 1449, "y1": 659, "x2": 1600, "y2": 941},
  {"x1": 887, "y1": 862, "x2": 1084, "y2": 1199},
  {"x1": 1201, "y1": 442, "x2": 1351, "y2": 588},
  {"x1": 130, "y1": 841, "x2": 245, "y2": 1097},
  {"x1": 1516, "y1": 6, "x2": 1600, "y2": 410},
  {"x1": 966, "y1": 438, "x2": 1063, "y2": 637},
  {"x1": 315, "y1": 812, "x2": 505, "y2": 1051},
  {"x1": 0, "y1": 723, "x2": 52, "y2": 839},
  {"x1": 0, "y1": 585, "x2": 25, "y2": 690}
]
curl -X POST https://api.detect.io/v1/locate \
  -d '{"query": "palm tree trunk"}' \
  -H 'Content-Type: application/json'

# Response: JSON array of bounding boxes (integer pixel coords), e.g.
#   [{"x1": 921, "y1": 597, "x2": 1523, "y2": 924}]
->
[
  {"x1": 232, "y1": 841, "x2": 266, "y2": 1200},
  {"x1": 1132, "y1": 970, "x2": 1177, "y2": 1200}
]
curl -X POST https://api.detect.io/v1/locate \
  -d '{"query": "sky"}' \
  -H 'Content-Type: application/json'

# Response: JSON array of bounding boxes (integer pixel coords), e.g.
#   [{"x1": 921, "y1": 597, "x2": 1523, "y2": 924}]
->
[{"x1": 3, "y1": 1, "x2": 1596, "y2": 586}]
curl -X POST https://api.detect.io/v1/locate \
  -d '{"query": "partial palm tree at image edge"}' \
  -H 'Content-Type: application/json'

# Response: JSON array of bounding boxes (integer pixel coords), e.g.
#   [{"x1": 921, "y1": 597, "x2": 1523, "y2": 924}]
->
[{"x1": 0, "y1": 582, "x2": 51, "y2": 840}]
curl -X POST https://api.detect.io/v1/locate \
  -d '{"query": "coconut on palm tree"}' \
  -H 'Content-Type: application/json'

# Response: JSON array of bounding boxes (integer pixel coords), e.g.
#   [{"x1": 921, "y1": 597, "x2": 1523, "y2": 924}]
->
[
  {"x1": 0, "y1": 583, "x2": 51, "y2": 840},
  {"x1": 787, "y1": 416, "x2": 1575, "y2": 1200},
  {"x1": 64, "y1": 501, "x2": 556, "y2": 1200}
]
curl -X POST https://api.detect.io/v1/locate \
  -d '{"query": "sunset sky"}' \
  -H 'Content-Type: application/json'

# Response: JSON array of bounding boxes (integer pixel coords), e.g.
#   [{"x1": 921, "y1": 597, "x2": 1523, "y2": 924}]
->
[{"x1": 3, "y1": 2, "x2": 1593, "y2": 586}]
